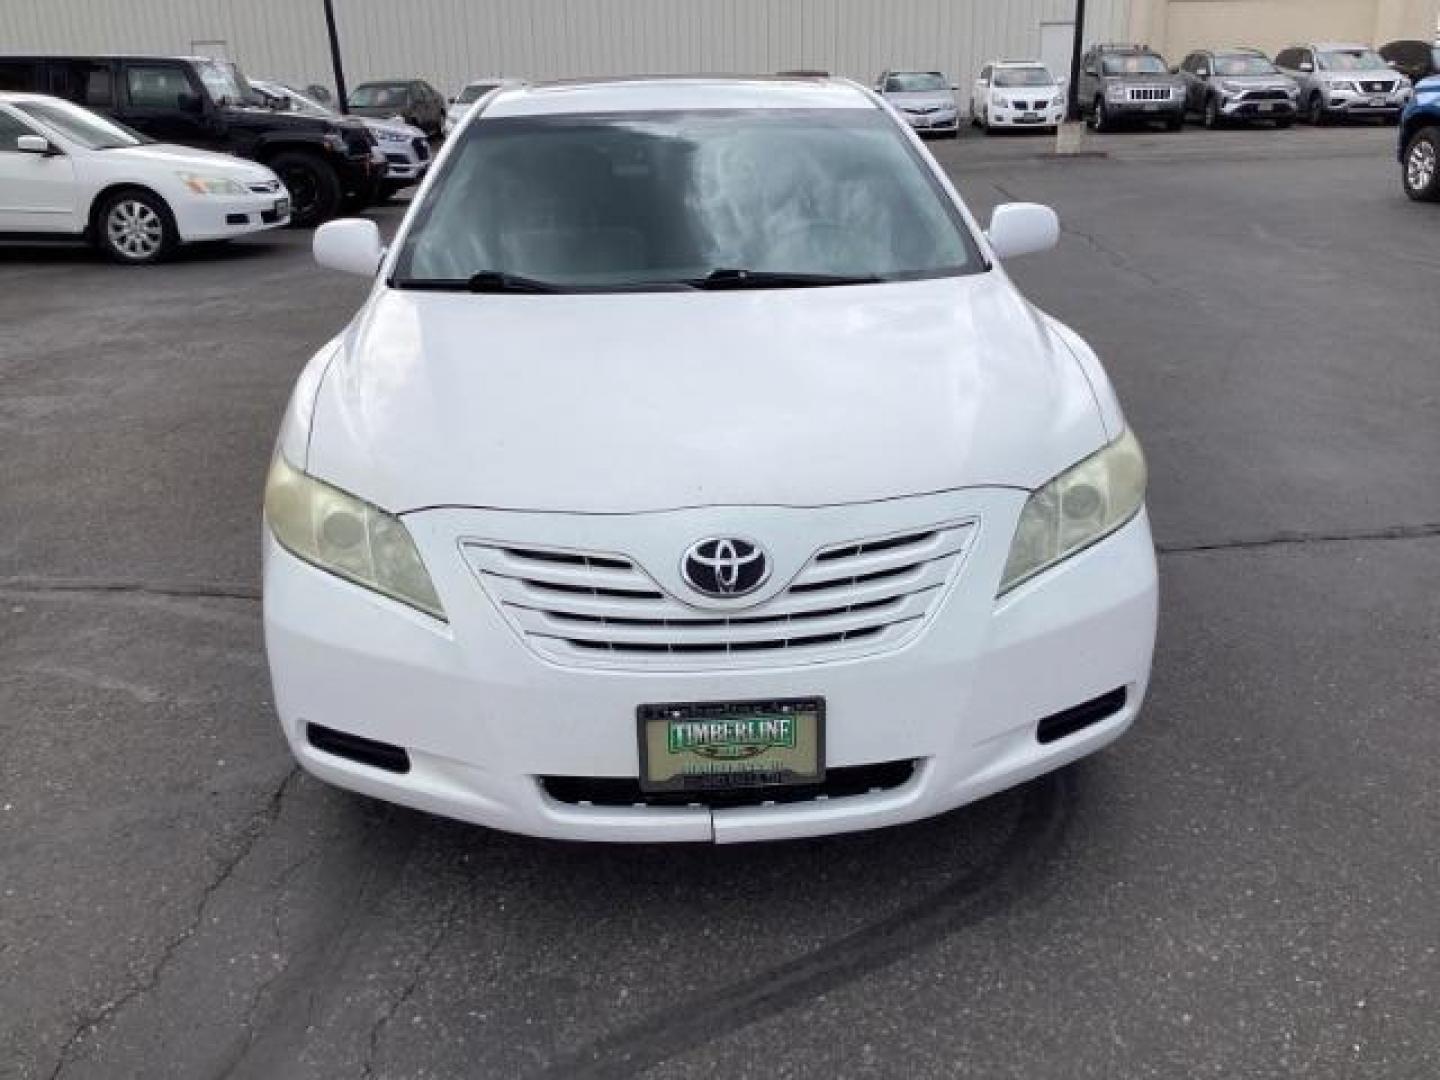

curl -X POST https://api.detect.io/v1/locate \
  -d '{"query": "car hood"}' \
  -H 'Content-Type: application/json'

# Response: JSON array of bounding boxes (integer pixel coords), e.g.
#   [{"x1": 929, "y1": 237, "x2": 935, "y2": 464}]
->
[
  {"x1": 362, "y1": 117, "x2": 423, "y2": 138},
  {"x1": 348, "y1": 104, "x2": 407, "y2": 120},
  {"x1": 884, "y1": 91, "x2": 957, "y2": 110},
  {"x1": 103, "y1": 142, "x2": 276, "y2": 181},
  {"x1": 306, "y1": 274, "x2": 1109, "y2": 514},
  {"x1": 1212, "y1": 74, "x2": 1296, "y2": 89}
]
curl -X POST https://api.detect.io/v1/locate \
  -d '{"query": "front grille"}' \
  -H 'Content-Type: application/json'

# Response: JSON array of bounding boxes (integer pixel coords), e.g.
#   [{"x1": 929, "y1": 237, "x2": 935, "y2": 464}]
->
[
  {"x1": 464, "y1": 522, "x2": 973, "y2": 670},
  {"x1": 904, "y1": 105, "x2": 940, "y2": 115},
  {"x1": 1126, "y1": 86, "x2": 1170, "y2": 102},
  {"x1": 1361, "y1": 80, "x2": 1393, "y2": 94},
  {"x1": 542, "y1": 759, "x2": 918, "y2": 808},
  {"x1": 412, "y1": 137, "x2": 431, "y2": 160},
  {"x1": 1244, "y1": 89, "x2": 1290, "y2": 102},
  {"x1": 384, "y1": 152, "x2": 408, "y2": 165}
]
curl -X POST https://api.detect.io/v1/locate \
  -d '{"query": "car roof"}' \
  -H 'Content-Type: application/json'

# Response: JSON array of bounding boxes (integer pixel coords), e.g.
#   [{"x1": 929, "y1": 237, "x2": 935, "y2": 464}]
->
[
  {"x1": 992, "y1": 59, "x2": 1048, "y2": 68},
  {"x1": 1309, "y1": 42, "x2": 1372, "y2": 51},
  {"x1": 1213, "y1": 47, "x2": 1267, "y2": 56},
  {"x1": 484, "y1": 76, "x2": 877, "y2": 117},
  {"x1": 0, "y1": 91, "x2": 64, "y2": 104}
]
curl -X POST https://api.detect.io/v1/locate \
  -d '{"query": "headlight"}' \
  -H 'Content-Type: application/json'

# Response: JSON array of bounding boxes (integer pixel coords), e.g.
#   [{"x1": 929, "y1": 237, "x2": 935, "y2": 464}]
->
[
  {"x1": 1051, "y1": 94, "x2": 1065, "y2": 108},
  {"x1": 1331, "y1": 80, "x2": 1359, "y2": 93},
  {"x1": 323, "y1": 130, "x2": 348, "y2": 153},
  {"x1": 1218, "y1": 80, "x2": 1245, "y2": 95},
  {"x1": 1106, "y1": 83, "x2": 1126, "y2": 99},
  {"x1": 991, "y1": 92, "x2": 1007, "y2": 107},
  {"x1": 376, "y1": 128, "x2": 408, "y2": 142},
  {"x1": 998, "y1": 429, "x2": 1147, "y2": 596},
  {"x1": 177, "y1": 172, "x2": 248, "y2": 196},
  {"x1": 264, "y1": 455, "x2": 446, "y2": 620}
]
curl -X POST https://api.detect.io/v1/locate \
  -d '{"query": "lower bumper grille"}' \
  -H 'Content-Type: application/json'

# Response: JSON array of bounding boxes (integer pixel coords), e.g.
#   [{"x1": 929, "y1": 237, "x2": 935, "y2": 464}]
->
[
  {"x1": 1036, "y1": 688, "x2": 1127, "y2": 744},
  {"x1": 307, "y1": 723, "x2": 411, "y2": 773},
  {"x1": 542, "y1": 759, "x2": 918, "y2": 808}
]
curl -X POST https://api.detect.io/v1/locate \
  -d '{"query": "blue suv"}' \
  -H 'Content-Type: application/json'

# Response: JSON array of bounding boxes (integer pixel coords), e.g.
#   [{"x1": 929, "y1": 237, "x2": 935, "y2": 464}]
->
[{"x1": 1400, "y1": 74, "x2": 1440, "y2": 200}]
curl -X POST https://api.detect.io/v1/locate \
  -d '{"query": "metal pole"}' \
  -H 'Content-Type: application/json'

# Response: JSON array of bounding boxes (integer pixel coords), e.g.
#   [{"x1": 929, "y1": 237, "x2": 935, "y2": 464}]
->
[
  {"x1": 322, "y1": 0, "x2": 349, "y2": 114},
  {"x1": 1067, "y1": 0, "x2": 1087, "y2": 120}
]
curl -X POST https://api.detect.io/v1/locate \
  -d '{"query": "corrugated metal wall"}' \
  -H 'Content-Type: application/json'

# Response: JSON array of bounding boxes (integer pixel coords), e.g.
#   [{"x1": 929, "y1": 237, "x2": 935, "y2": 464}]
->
[{"x1": 1, "y1": 0, "x2": 1132, "y2": 100}]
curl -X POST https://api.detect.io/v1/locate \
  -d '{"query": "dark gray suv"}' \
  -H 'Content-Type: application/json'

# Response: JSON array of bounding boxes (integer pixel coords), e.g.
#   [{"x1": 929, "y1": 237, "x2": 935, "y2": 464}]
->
[
  {"x1": 1177, "y1": 48, "x2": 1299, "y2": 128},
  {"x1": 1078, "y1": 44, "x2": 1186, "y2": 131}
]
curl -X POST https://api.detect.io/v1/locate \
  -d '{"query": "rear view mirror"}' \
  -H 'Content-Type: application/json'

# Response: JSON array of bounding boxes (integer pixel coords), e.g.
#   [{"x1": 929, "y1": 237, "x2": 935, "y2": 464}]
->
[
  {"x1": 987, "y1": 203, "x2": 1060, "y2": 260},
  {"x1": 16, "y1": 134, "x2": 53, "y2": 154},
  {"x1": 314, "y1": 218, "x2": 385, "y2": 276}
]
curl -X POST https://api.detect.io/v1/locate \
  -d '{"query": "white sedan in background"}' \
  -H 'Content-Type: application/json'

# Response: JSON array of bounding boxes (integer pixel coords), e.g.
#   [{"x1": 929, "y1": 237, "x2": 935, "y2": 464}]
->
[
  {"x1": 443, "y1": 77, "x2": 525, "y2": 135},
  {"x1": 972, "y1": 61, "x2": 1067, "y2": 133},
  {"x1": 0, "y1": 93, "x2": 288, "y2": 264}
]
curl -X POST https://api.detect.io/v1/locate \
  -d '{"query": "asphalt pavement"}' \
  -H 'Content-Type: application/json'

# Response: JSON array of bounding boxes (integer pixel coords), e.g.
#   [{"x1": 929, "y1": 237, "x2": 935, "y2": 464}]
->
[{"x1": 2, "y1": 122, "x2": 1438, "y2": 1080}]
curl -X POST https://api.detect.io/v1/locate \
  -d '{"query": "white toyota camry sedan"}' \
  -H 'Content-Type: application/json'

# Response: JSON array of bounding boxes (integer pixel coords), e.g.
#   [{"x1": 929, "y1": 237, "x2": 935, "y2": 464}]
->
[{"x1": 264, "y1": 76, "x2": 1158, "y2": 843}]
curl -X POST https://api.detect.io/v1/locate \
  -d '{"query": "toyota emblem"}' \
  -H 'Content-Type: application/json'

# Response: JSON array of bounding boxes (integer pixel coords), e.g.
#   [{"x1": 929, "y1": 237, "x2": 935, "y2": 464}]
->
[{"x1": 681, "y1": 537, "x2": 769, "y2": 599}]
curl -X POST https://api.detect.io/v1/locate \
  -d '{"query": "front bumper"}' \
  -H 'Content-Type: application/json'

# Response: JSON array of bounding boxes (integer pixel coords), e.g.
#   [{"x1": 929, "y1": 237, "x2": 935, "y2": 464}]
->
[
  {"x1": 988, "y1": 103, "x2": 1066, "y2": 128},
  {"x1": 902, "y1": 111, "x2": 960, "y2": 132},
  {"x1": 1107, "y1": 96, "x2": 1185, "y2": 118},
  {"x1": 263, "y1": 490, "x2": 1158, "y2": 843},
  {"x1": 1323, "y1": 86, "x2": 1410, "y2": 116},
  {"x1": 1219, "y1": 95, "x2": 1298, "y2": 119},
  {"x1": 175, "y1": 191, "x2": 290, "y2": 241}
]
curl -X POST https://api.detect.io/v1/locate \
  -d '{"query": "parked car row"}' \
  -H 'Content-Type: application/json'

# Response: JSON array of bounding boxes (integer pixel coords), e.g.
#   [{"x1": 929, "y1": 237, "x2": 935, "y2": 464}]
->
[{"x1": 1077, "y1": 40, "x2": 1419, "y2": 131}]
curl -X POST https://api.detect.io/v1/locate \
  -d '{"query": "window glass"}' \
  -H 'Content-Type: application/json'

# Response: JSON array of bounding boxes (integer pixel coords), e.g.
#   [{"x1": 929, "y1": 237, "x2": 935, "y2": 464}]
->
[
  {"x1": 0, "y1": 109, "x2": 36, "y2": 150},
  {"x1": 1102, "y1": 54, "x2": 1169, "y2": 75},
  {"x1": 126, "y1": 65, "x2": 192, "y2": 108},
  {"x1": 884, "y1": 73, "x2": 948, "y2": 92},
  {"x1": 350, "y1": 82, "x2": 411, "y2": 107},
  {"x1": 994, "y1": 67, "x2": 1054, "y2": 88},
  {"x1": 396, "y1": 109, "x2": 981, "y2": 289},
  {"x1": 84, "y1": 64, "x2": 115, "y2": 106},
  {"x1": 1318, "y1": 48, "x2": 1387, "y2": 71},
  {"x1": 0, "y1": 62, "x2": 36, "y2": 92},
  {"x1": 13, "y1": 98, "x2": 148, "y2": 149},
  {"x1": 1214, "y1": 56, "x2": 1278, "y2": 76},
  {"x1": 457, "y1": 82, "x2": 498, "y2": 104}
]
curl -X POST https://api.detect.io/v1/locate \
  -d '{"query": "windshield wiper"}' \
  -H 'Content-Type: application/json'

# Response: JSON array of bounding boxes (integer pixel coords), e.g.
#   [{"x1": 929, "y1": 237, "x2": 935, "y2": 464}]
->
[
  {"x1": 395, "y1": 271, "x2": 568, "y2": 294},
  {"x1": 687, "y1": 268, "x2": 883, "y2": 290}
]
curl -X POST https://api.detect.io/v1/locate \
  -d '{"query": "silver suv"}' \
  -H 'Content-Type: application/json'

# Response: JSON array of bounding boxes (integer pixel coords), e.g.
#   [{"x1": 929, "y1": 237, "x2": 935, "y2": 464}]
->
[
  {"x1": 1275, "y1": 43, "x2": 1413, "y2": 125},
  {"x1": 1078, "y1": 44, "x2": 1186, "y2": 131}
]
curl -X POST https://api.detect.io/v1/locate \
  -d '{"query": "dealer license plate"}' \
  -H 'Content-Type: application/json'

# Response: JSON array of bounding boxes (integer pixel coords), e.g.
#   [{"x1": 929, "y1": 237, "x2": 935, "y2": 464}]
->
[
  {"x1": 1258, "y1": 103, "x2": 1274, "y2": 113},
  {"x1": 1022, "y1": 111, "x2": 1041, "y2": 121},
  {"x1": 637, "y1": 698, "x2": 825, "y2": 794},
  {"x1": 274, "y1": 197, "x2": 290, "y2": 217}
]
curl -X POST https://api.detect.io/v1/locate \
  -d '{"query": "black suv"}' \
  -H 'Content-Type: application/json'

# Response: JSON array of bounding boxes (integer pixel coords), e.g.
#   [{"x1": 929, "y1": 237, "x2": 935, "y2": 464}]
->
[
  {"x1": 0, "y1": 54, "x2": 381, "y2": 225},
  {"x1": 1380, "y1": 40, "x2": 1440, "y2": 86},
  {"x1": 347, "y1": 79, "x2": 446, "y2": 138}
]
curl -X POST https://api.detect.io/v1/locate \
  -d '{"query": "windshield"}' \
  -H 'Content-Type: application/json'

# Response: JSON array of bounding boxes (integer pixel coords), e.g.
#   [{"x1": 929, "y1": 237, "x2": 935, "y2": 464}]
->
[
  {"x1": 196, "y1": 60, "x2": 253, "y2": 106},
  {"x1": 884, "y1": 73, "x2": 948, "y2": 93},
  {"x1": 256, "y1": 81, "x2": 334, "y2": 118},
  {"x1": 350, "y1": 82, "x2": 409, "y2": 107},
  {"x1": 457, "y1": 83, "x2": 499, "y2": 104},
  {"x1": 394, "y1": 109, "x2": 980, "y2": 290},
  {"x1": 994, "y1": 67, "x2": 1054, "y2": 88},
  {"x1": 1214, "y1": 56, "x2": 1277, "y2": 76},
  {"x1": 12, "y1": 99, "x2": 149, "y2": 149},
  {"x1": 1318, "y1": 49, "x2": 1387, "y2": 71},
  {"x1": 1103, "y1": 54, "x2": 1169, "y2": 75}
]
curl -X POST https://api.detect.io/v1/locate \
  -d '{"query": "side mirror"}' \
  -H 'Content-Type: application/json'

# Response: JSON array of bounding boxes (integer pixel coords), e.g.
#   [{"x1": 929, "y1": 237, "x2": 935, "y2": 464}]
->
[
  {"x1": 1197, "y1": 69, "x2": 1210, "y2": 79},
  {"x1": 1299, "y1": 62, "x2": 1314, "y2": 73},
  {"x1": 177, "y1": 91, "x2": 203, "y2": 113},
  {"x1": 314, "y1": 218, "x2": 385, "y2": 276},
  {"x1": 950, "y1": 83, "x2": 960, "y2": 91},
  {"x1": 1084, "y1": 66, "x2": 1098, "y2": 77},
  {"x1": 987, "y1": 203, "x2": 1060, "y2": 260},
  {"x1": 16, "y1": 134, "x2": 53, "y2": 155}
]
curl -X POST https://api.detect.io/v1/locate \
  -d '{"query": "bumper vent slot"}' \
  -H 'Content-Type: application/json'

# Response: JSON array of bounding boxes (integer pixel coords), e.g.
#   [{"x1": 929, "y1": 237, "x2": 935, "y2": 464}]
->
[
  {"x1": 1036, "y1": 688, "x2": 1128, "y2": 745},
  {"x1": 307, "y1": 723, "x2": 411, "y2": 773},
  {"x1": 463, "y1": 523, "x2": 973, "y2": 670},
  {"x1": 542, "y1": 759, "x2": 918, "y2": 808}
]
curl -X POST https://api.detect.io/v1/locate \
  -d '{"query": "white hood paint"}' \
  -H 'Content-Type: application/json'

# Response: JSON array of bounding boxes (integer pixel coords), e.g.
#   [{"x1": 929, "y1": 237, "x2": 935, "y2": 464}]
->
[
  {"x1": 307, "y1": 273, "x2": 1108, "y2": 514},
  {"x1": 104, "y1": 142, "x2": 274, "y2": 181}
]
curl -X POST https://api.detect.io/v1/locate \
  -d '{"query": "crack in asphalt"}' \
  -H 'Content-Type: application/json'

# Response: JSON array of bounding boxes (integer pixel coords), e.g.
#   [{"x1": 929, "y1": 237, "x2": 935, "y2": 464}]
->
[
  {"x1": 0, "y1": 576, "x2": 260, "y2": 603},
  {"x1": 531, "y1": 770, "x2": 1074, "y2": 1080},
  {"x1": 44, "y1": 766, "x2": 302, "y2": 1080},
  {"x1": 1157, "y1": 523, "x2": 1440, "y2": 556},
  {"x1": 359, "y1": 884, "x2": 470, "y2": 1080}
]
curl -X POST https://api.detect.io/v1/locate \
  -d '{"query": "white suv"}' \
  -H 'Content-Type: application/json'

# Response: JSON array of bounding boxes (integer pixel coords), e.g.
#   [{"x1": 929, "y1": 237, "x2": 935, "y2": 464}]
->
[{"x1": 264, "y1": 77, "x2": 1158, "y2": 843}]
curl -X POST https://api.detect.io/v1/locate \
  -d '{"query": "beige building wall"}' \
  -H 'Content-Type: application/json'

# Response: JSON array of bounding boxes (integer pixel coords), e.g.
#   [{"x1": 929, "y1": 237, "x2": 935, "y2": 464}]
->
[{"x1": 1120, "y1": 0, "x2": 1440, "y2": 61}]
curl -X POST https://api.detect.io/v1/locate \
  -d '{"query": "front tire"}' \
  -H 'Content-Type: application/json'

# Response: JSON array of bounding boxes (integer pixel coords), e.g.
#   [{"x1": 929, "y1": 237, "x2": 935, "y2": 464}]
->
[
  {"x1": 1203, "y1": 95, "x2": 1222, "y2": 129},
  {"x1": 1091, "y1": 97, "x2": 1111, "y2": 132},
  {"x1": 95, "y1": 189, "x2": 177, "y2": 265},
  {"x1": 1403, "y1": 126, "x2": 1440, "y2": 202},
  {"x1": 269, "y1": 150, "x2": 342, "y2": 228},
  {"x1": 1307, "y1": 93, "x2": 1331, "y2": 126}
]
